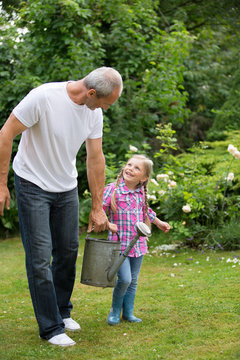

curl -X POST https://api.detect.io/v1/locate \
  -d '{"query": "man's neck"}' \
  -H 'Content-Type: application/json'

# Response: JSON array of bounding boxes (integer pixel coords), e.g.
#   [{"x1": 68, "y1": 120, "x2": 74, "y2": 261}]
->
[{"x1": 66, "y1": 80, "x2": 87, "y2": 105}]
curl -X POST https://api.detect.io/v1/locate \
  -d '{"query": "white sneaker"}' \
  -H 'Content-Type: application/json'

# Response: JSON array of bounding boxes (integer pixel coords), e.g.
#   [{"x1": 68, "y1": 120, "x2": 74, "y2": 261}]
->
[
  {"x1": 63, "y1": 317, "x2": 81, "y2": 331},
  {"x1": 48, "y1": 333, "x2": 76, "y2": 347}
]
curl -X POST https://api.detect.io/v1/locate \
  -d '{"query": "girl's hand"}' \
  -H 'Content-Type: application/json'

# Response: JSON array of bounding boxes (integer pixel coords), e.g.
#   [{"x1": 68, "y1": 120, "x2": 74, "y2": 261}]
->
[
  {"x1": 154, "y1": 218, "x2": 171, "y2": 233},
  {"x1": 108, "y1": 222, "x2": 118, "y2": 233},
  {"x1": 160, "y1": 221, "x2": 171, "y2": 233}
]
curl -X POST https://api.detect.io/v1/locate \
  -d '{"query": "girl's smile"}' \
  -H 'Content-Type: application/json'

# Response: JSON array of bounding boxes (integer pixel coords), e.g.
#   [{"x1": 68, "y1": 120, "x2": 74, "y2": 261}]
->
[{"x1": 123, "y1": 158, "x2": 148, "y2": 190}]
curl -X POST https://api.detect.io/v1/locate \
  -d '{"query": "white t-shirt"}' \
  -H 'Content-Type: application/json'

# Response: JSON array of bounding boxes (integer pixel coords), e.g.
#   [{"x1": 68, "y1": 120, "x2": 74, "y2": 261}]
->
[{"x1": 12, "y1": 82, "x2": 103, "y2": 192}]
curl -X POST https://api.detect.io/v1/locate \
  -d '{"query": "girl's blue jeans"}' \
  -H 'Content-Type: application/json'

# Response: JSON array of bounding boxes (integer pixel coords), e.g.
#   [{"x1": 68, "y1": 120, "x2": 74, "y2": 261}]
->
[
  {"x1": 113, "y1": 255, "x2": 143, "y2": 297},
  {"x1": 14, "y1": 174, "x2": 79, "y2": 339}
]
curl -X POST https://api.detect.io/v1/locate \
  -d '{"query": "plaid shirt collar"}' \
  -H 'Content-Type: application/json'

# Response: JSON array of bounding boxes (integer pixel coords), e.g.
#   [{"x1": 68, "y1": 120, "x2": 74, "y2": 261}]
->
[{"x1": 118, "y1": 178, "x2": 143, "y2": 195}]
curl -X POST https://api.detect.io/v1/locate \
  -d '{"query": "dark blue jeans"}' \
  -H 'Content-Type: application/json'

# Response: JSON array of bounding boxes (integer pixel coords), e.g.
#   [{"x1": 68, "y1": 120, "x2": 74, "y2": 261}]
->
[{"x1": 14, "y1": 174, "x2": 79, "y2": 339}]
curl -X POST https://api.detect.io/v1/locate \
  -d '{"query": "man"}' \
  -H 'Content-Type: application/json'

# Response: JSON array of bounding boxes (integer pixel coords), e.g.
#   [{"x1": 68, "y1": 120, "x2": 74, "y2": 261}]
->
[{"x1": 0, "y1": 67, "x2": 123, "y2": 347}]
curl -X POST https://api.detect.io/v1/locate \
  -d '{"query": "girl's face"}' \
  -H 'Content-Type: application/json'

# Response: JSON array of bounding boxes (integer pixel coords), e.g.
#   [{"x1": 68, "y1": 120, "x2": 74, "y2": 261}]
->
[{"x1": 123, "y1": 158, "x2": 148, "y2": 190}]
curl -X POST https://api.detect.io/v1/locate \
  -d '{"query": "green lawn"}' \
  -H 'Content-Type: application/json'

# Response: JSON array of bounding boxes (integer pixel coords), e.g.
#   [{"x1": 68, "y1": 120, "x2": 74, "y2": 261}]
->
[{"x1": 0, "y1": 235, "x2": 239, "y2": 360}]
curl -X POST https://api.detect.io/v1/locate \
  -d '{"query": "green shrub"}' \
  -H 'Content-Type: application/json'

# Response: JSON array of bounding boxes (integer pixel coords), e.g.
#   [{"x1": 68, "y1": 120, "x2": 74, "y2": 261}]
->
[
  {"x1": 206, "y1": 130, "x2": 228, "y2": 142},
  {"x1": 147, "y1": 129, "x2": 240, "y2": 247},
  {"x1": 205, "y1": 217, "x2": 240, "y2": 250}
]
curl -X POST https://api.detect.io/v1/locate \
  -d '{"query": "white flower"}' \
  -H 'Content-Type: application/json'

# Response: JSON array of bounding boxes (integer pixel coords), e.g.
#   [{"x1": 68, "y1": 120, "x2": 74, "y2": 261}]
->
[
  {"x1": 234, "y1": 150, "x2": 240, "y2": 159},
  {"x1": 151, "y1": 179, "x2": 159, "y2": 186},
  {"x1": 226, "y1": 172, "x2": 234, "y2": 181},
  {"x1": 147, "y1": 194, "x2": 157, "y2": 201},
  {"x1": 155, "y1": 244, "x2": 178, "y2": 251},
  {"x1": 226, "y1": 257, "x2": 240, "y2": 265},
  {"x1": 156, "y1": 174, "x2": 169, "y2": 181},
  {"x1": 228, "y1": 144, "x2": 237, "y2": 155},
  {"x1": 168, "y1": 181, "x2": 177, "y2": 188},
  {"x1": 182, "y1": 204, "x2": 191, "y2": 213},
  {"x1": 168, "y1": 171, "x2": 174, "y2": 176},
  {"x1": 227, "y1": 144, "x2": 240, "y2": 159},
  {"x1": 158, "y1": 190, "x2": 166, "y2": 196},
  {"x1": 129, "y1": 145, "x2": 138, "y2": 152}
]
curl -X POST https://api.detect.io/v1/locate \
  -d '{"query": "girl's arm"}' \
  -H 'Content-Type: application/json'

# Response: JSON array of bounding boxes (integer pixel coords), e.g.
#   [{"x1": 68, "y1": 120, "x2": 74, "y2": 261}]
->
[
  {"x1": 152, "y1": 217, "x2": 171, "y2": 233},
  {"x1": 147, "y1": 205, "x2": 170, "y2": 233}
]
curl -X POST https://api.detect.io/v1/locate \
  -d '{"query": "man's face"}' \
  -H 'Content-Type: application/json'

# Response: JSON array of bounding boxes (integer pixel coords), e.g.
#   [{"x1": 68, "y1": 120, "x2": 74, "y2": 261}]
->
[{"x1": 85, "y1": 87, "x2": 120, "y2": 111}]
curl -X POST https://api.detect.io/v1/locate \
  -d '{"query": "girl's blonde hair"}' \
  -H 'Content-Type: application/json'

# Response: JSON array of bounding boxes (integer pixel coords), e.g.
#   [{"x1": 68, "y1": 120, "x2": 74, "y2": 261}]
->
[{"x1": 111, "y1": 155, "x2": 153, "y2": 228}]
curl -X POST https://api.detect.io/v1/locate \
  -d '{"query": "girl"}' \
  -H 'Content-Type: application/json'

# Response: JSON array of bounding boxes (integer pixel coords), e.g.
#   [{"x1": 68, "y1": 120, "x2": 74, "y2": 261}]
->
[{"x1": 103, "y1": 154, "x2": 170, "y2": 325}]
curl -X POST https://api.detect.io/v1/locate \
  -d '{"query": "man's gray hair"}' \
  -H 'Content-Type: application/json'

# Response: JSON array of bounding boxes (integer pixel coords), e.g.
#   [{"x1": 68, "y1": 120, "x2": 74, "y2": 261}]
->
[{"x1": 83, "y1": 67, "x2": 123, "y2": 98}]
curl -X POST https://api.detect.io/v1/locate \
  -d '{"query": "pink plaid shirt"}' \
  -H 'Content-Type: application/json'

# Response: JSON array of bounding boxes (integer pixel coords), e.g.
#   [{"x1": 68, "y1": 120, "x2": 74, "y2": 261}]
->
[{"x1": 103, "y1": 179, "x2": 156, "y2": 257}]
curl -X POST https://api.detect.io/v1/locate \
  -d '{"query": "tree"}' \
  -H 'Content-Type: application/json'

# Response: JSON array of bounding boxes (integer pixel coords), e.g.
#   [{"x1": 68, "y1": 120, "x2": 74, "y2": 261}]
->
[
  {"x1": 0, "y1": 0, "x2": 192, "y2": 153},
  {"x1": 91, "y1": 0, "x2": 192, "y2": 156},
  {"x1": 157, "y1": 0, "x2": 240, "y2": 144},
  {"x1": 0, "y1": 0, "x2": 21, "y2": 15},
  {"x1": 2, "y1": 0, "x2": 239, "y2": 235}
]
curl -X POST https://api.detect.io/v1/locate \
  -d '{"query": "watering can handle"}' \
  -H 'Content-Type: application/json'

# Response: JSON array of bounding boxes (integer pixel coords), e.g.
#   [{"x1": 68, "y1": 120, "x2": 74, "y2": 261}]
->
[
  {"x1": 87, "y1": 221, "x2": 117, "y2": 234},
  {"x1": 86, "y1": 223, "x2": 120, "y2": 242}
]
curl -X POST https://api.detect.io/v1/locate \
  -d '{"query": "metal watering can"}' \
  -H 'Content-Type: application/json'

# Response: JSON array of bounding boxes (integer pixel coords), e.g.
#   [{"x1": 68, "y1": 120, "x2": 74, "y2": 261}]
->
[{"x1": 80, "y1": 222, "x2": 151, "y2": 288}]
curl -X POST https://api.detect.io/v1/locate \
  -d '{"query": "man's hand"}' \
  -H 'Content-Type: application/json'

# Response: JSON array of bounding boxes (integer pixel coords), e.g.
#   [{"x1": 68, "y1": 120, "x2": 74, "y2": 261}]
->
[
  {"x1": 0, "y1": 185, "x2": 10, "y2": 216},
  {"x1": 88, "y1": 208, "x2": 109, "y2": 233},
  {"x1": 87, "y1": 208, "x2": 118, "y2": 233}
]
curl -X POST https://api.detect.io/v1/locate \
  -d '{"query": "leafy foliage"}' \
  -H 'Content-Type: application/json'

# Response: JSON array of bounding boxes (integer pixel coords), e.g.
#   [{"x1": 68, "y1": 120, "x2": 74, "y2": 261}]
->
[
  {"x1": 1, "y1": 0, "x2": 240, "y2": 243},
  {"x1": 147, "y1": 130, "x2": 240, "y2": 249}
]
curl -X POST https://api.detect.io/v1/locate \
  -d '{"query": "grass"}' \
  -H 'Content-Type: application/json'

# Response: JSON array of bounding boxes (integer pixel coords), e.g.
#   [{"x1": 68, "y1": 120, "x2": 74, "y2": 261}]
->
[{"x1": 0, "y1": 234, "x2": 240, "y2": 360}]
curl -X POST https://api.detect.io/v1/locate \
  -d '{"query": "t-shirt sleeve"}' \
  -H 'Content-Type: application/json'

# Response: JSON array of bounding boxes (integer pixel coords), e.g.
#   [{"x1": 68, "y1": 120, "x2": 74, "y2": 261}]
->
[
  {"x1": 12, "y1": 87, "x2": 43, "y2": 127},
  {"x1": 87, "y1": 109, "x2": 103, "y2": 139}
]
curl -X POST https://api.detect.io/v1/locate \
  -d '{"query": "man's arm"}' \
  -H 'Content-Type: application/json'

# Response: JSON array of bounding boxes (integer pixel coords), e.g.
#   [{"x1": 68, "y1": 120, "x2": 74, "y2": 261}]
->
[
  {"x1": 86, "y1": 137, "x2": 109, "y2": 233},
  {"x1": 0, "y1": 113, "x2": 27, "y2": 216}
]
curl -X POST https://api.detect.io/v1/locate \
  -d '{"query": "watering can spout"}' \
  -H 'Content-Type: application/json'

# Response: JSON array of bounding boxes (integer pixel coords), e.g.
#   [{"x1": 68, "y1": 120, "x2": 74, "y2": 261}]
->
[{"x1": 107, "y1": 222, "x2": 151, "y2": 282}]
